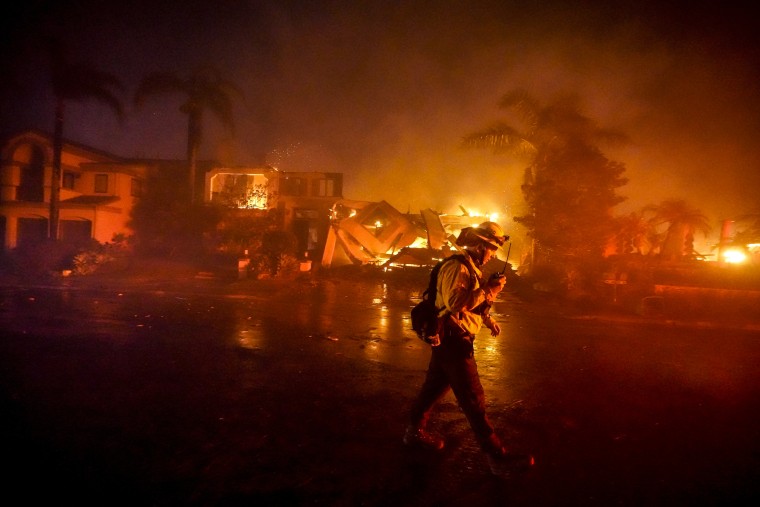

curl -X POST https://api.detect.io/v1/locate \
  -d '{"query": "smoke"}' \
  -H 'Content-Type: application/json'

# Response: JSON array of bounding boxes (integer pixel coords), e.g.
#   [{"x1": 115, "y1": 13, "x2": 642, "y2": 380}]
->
[{"x1": 4, "y1": 0, "x2": 759, "y2": 249}]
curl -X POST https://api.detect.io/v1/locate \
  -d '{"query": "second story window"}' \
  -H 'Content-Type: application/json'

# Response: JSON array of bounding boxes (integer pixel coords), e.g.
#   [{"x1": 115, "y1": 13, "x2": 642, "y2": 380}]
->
[
  {"x1": 16, "y1": 145, "x2": 45, "y2": 202},
  {"x1": 62, "y1": 172, "x2": 76, "y2": 190},
  {"x1": 314, "y1": 173, "x2": 342, "y2": 197},
  {"x1": 281, "y1": 177, "x2": 306, "y2": 196},
  {"x1": 94, "y1": 174, "x2": 109, "y2": 193},
  {"x1": 316, "y1": 178, "x2": 335, "y2": 197}
]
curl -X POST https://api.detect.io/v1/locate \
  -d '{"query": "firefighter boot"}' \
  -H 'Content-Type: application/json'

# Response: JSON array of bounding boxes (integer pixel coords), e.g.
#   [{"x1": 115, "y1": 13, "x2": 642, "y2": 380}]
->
[{"x1": 403, "y1": 425, "x2": 444, "y2": 451}]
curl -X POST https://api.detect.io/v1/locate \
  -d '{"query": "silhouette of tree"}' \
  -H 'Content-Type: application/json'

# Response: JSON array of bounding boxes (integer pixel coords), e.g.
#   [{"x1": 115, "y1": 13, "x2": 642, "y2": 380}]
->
[
  {"x1": 46, "y1": 38, "x2": 124, "y2": 240},
  {"x1": 646, "y1": 199, "x2": 711, "y2": 260},
  {"x1": 128, "y1": 161, "x2": 223, "y2": 260},
  {"x1": 134, "y1": 66, "x2": 243, "y2": 204},
  {"x1": 464, "y1": 89, "x2": 628, "y2": 292},
  {"x1": 463, "y1": 89, "x2": 628, "y2": 159},
  {"x1": 613, "y1": 210, "x2": 657, "y2": 255}
]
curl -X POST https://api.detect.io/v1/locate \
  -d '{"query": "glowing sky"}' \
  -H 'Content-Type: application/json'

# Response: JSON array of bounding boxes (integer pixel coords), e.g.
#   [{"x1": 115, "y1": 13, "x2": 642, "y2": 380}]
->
[{"x1": 2, "y1": 0, "x2": 758, "y2": 249}]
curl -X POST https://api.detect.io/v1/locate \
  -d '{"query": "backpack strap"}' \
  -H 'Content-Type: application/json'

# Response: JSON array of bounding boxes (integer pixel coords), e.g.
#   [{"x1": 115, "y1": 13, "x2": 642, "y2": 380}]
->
[
  {"x1": 447, "y1": 253, "x2": 477, "y2": 288},
  {"x1": 424, "y1": 253, "x2": 475, "y2": 303}
]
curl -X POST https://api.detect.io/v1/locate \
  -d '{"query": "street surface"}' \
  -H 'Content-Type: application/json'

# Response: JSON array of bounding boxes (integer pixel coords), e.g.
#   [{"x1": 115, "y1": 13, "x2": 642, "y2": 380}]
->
[{"x1": 1, "y1": 269, "x2": 759, "y2": 506}]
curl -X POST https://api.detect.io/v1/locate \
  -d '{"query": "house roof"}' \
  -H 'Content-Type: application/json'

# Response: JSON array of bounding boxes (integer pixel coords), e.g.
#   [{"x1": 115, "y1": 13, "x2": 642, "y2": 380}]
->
[
  {"x1": 62, "y1": 195, "x2": 120, "y2": 206},
  {"x1": 2, "y1": 129, "x2": 126, "y2": 163}
]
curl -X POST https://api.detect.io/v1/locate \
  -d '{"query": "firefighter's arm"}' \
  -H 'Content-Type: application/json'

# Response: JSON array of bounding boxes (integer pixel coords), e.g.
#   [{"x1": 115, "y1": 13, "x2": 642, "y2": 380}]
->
[
  {"x1": 483, "y1": 273, "x2": 506, "y2": 301},
  {"x1": 480, "y1": 274, "x2": 505, "y2": 336},
  {"x1": 483, "y1": 313, "x2": 501, "y2": 336}
]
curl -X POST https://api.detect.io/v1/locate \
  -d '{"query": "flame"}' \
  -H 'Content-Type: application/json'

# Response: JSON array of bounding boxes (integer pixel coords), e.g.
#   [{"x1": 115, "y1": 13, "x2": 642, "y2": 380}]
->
[{"x1": 722, "y1": 247, "x2": 747, "y2": 264}]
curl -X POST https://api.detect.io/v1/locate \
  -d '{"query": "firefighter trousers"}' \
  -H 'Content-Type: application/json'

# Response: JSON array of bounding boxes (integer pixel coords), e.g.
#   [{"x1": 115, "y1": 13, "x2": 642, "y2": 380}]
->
[{"x1": 407, "y1": 329, "x2": 502, "y2": 454}]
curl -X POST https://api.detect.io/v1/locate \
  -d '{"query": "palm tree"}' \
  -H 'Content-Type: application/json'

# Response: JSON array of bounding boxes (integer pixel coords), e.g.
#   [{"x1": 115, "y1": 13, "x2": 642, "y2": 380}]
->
[
  {"x1": 134, "y1": 66, "x2": 243, "y2": 204},
  {"x1": 47, "y1": 38, "x2": 124, "y2": 240},
  {"x1": 462, "y1": 88, "x2": 628, "y2": 160},
  {"x1": 646, "y1": 200, "x2": 712, "y2": 260},
  {"x1": 463, "y1": 89, "x2": 628, "y2": 277}
]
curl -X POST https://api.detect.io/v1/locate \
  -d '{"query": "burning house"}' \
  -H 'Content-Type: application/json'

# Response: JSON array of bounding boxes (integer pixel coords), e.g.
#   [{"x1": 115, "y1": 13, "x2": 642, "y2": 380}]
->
[{"x1": 0, "y1": 130, "x2": 507, "y2": 273}]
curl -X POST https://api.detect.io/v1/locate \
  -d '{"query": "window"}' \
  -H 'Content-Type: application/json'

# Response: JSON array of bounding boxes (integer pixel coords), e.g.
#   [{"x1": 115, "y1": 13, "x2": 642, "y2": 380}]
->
[
  {"x1": 316, "y1": 178, "x2": 334, "y2": 197},
  {"x1": 209, "y1": 173, "x2": 269, "y2": 208},
  {"x1": 62, "y1": 172, "x2": 76, "y2": 190},
  {"x1": 309, "y1": 174, "x2": 343, "y2": 197},
  {"x1": 281, "y1": 177, "x2": 306, "y2": 196},
  {"x1": 17, "y1": 148, "x2": 45, "y2": 202},
  {"x1": 319, "y1": 173, "x2": 342, "y2": 197},
  {"x1": 94, "y1": 174, "x2": 108, "y2": 193}
]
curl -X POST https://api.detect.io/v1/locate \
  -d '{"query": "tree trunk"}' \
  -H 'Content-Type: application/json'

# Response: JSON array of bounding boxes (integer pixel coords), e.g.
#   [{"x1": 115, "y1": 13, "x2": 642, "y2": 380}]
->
[
  {"x1": 49, "y1": 99, "x2": 64, "y2": 241},
  {"x1": 660, "y1": 222, "x2": 687, "y2": 261}
]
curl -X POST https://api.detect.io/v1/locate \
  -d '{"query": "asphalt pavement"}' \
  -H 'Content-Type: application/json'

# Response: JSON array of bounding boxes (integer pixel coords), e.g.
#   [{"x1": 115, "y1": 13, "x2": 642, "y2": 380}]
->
[{"x1": 1, "y1": 266, "x2": 759, "y2": 506}]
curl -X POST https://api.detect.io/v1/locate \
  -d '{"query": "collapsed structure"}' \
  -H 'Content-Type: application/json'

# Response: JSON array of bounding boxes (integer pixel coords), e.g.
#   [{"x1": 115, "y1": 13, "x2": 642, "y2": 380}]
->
[{"x1": 321, "y1": 199, "x2": 490, "y2": 269}]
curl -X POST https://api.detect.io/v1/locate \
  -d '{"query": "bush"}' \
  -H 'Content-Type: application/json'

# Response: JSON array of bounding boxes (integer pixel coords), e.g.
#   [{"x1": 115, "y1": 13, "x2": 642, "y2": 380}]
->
[
  {"x1": 3, "y1": 239, "x2": 82, "y2": 279},
  {"x1": 247, "y1": 229, "x2": 298, "y2": 278},
  {"x1": 72, "y1": 235, "x2": 132, "y2": 275}
]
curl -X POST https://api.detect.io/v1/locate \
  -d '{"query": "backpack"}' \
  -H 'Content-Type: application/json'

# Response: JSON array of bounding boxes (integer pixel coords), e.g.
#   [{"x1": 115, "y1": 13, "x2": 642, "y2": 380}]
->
[{"x1": 411, "y1": 254, "x2": 468, "y2": 344}]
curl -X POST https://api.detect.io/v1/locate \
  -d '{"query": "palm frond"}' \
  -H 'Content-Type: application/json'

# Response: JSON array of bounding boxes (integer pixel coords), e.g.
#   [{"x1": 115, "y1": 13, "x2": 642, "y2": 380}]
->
[
  {"x1": 461, "y1": 123, "x2": 536, "y2": 156},
  {"x1": 498, "y1": 88, "x2": 539, "y2": 131},
  {"x1": 135, "y1": 66, "x2": 243, "y2": 133},
  {"x1": 649, "y1": 199, "x2": 712, "y2": 234}
]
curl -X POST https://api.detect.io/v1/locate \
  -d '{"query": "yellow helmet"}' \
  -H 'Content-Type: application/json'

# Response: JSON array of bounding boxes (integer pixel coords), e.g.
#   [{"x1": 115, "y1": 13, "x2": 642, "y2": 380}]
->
[{"x1": 471, "y1": 221, "x2": 508, "y2": 249}]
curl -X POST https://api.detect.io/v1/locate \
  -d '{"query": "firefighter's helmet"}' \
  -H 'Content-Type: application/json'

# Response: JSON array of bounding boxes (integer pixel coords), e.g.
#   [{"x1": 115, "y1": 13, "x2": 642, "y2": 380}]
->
[{"x1": 471, "y1": 221, "x2": 509, "y2": 249}]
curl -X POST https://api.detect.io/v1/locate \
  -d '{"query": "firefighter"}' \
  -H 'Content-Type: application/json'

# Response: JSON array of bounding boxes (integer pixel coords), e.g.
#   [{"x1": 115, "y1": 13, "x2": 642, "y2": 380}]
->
[{"x1": 403, "y1": 221, "x2": 534, "y2": 476}]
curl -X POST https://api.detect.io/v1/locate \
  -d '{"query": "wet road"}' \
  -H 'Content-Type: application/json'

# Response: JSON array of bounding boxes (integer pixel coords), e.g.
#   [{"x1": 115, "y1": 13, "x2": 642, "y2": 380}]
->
[{"x1": 1, "y1": 273, "x2": 759, "y2": 506}]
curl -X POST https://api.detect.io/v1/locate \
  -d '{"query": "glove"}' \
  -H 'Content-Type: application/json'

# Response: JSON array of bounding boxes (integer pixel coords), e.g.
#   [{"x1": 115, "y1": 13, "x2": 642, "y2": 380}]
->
[{"x1": 486, "y1": 273, "x2": 506, "y2": 295}]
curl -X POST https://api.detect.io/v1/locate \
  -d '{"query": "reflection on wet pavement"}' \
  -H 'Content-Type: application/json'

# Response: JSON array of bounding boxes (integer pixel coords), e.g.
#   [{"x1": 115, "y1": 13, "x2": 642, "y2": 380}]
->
[{"x1": 1, "y1": 277, "x2": 759, "y2": 506}]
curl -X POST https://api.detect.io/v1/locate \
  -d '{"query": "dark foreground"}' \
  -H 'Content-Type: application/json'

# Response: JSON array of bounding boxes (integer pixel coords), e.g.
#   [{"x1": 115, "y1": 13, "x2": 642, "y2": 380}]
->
[{"x1": 1, "y1": 269, "x2": 759, "y2": 506}]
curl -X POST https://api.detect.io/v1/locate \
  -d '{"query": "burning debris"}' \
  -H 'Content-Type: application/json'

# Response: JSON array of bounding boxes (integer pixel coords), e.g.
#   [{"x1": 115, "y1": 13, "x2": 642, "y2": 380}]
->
[{"x1": 321, "y1": 199, "x2": 504, "y2": 269}]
